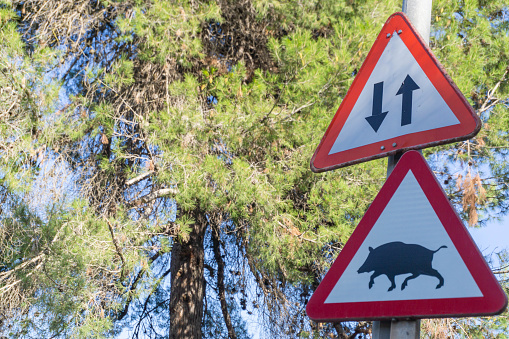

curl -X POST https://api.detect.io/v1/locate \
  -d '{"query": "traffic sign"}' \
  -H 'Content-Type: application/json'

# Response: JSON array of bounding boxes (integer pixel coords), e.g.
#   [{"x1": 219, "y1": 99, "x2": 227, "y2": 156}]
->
[
  {"x1": 306, "y1": 151, "x2": 507, "y2": 321},
  {"x1": 311, "y1": 12, "x2": 481, "y2": 172}
]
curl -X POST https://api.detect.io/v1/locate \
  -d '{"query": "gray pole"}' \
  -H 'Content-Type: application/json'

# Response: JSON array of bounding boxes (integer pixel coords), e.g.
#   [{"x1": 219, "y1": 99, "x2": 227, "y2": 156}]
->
[
  {"x1": 373, "y1": 0, "x2": 432, "y2": 338},
  {"x1": 402, "y1": 0, "x2": 432, "y2": 45}
]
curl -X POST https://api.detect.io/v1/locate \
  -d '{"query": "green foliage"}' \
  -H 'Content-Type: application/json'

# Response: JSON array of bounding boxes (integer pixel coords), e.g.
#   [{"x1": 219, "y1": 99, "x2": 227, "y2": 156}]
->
[{"x1": 0, "y1": 0, "x2": 509, "y2": 338}]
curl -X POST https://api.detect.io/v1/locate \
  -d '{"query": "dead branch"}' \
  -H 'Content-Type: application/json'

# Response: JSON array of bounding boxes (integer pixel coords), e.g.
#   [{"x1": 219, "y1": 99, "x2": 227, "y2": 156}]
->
[
  {"x1": 129, "y1": 187, "x2": 179, "y2": 207},
  {"x1": 125, "y1": 170, "x2": 155, "y2": 186},
  {"x1": 106, "y1": 219, "x2": 126, "y2": 280},
  {"x1": 212, "y1": 223, "x2": 237, "y2": 339}
]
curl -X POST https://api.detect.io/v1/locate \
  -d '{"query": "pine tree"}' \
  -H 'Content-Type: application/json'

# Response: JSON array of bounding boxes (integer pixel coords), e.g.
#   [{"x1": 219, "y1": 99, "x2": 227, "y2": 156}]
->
[{"x1": 0, "y1": 0, "x2": 507, "y2": 338}]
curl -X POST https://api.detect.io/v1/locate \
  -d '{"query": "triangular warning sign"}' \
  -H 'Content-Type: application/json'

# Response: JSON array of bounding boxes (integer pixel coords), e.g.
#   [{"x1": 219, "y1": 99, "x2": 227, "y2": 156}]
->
[
  {"x1": 306, "y1": 151, "x2": 507, "y2": 322},
  {"x1": 311, "y1": 13, "x2": 481, "y2": 172}
]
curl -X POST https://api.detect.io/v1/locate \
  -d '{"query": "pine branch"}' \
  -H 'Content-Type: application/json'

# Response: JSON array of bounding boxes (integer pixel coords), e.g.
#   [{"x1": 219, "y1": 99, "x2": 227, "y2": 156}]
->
[
  {"x1": 0, "y1": 222, "x2": 65, "y2": 285},
  {"x1": 479, "y1": 68, "x2": 508, "y2": 113},
  {"x1": 0, "y1": 260, "x2": 44, "y2": 294},
  {"x1": 106, "y1": 219, "x2": 126, "y2": 280},
  {"x1": 125, "y1": 170, "x2": 155, "y2": 186},
  {"x1": 117, "y1": 251, "x2": 166, "y2": 321},
  {"x1": 129, "y1": 187, "x2": 178, "y2": 206},
  {"x1": 0, "y1": 254, "x2": 45, "y2": 282},
  {"x1": 494, "y1": 270, "x2": 509, "y2": 275},
  {"x1": 212, "y1": 224, "x2": 237, "y2": 339},
  {"x1": 133, "y1": 268, "x2": 172, "y2": 337},
  {"x1": 332, "y1": 323, "x2": 348, "y2": 339}
]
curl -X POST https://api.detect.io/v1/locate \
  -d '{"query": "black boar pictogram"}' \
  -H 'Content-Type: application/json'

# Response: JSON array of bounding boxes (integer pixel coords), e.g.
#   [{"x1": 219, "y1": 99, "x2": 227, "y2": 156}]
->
[{"x1": 357, "y1": 241, "x2": 447, "y2": 291}]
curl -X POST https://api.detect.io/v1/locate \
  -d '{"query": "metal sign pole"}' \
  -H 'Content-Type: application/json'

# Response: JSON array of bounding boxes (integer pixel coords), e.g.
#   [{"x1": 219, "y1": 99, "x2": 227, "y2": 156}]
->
[
  {"x1": 402, "y1": 0, "x2": 432, "y2": 46},
  {"x1": 373, "y1": 0, "x2": 432, "y2": 338}
]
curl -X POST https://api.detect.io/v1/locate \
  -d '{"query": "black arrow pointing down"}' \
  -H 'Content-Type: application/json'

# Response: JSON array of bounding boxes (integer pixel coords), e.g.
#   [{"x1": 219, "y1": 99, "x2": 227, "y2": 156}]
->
[{"x1": 365, "y1": 81, "x2": 388, "y2": 132}]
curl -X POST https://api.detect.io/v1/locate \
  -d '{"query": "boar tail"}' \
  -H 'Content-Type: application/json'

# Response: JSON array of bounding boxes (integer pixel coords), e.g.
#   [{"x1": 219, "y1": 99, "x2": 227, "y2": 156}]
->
[{"x1": 433, "y1": 245, "x2": 447, "y2": 253}]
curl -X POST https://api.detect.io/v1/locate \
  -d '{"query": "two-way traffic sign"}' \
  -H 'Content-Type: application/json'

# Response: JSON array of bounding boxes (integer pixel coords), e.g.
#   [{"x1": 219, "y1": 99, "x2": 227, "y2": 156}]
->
[
  {"x1": 306, "y1": 151, "x2": 507, "y2": 321},
  {"x1": 311, "y1": 12, "x2": 481, "y2": 172}
]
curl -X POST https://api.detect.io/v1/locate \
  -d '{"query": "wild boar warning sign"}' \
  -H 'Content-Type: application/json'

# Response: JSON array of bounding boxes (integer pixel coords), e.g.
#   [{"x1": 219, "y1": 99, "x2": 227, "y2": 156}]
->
[{"x1": 306, "y1": 151, "x2": 507, "y2": 322}]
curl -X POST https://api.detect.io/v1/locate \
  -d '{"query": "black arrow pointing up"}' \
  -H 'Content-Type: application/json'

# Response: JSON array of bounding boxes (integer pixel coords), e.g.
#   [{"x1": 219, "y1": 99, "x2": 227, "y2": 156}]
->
[
  {"x1": 365, "y1": 81, "x2": 388, "y2": 132},
  {"x1": 396, "y1": 75, "x2": 420, "y2": 126}
]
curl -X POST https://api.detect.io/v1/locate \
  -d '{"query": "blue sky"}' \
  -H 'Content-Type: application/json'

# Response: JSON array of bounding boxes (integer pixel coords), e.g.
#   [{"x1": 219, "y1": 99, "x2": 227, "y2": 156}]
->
[{"x1": 469, "y1": 217, "x2": 509, "y2": 261}]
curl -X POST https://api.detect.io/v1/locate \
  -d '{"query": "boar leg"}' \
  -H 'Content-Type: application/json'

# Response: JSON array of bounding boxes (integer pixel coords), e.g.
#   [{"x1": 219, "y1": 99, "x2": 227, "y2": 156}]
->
[
  {"x1": 368, "y1": 271, "x2": 383, "y2": 289},
  {"x1": 401, "y1": 273, "x2": 420, "y2": 290},
  {"x1": 386, "y1": 274, "x2": 396, "y2": 291},
  {"x1": 426, "y1": 268, "x2": 445, "y2": 289}
]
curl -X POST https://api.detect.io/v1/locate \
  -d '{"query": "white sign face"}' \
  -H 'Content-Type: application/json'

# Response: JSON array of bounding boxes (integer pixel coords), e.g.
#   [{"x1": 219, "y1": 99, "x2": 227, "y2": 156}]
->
[
  {"x1": 325, "y1": 170, "x2": 481, "y2": 303},
  {"x1": 329, "y1": 32, "x2": 460, "y2": 155}
]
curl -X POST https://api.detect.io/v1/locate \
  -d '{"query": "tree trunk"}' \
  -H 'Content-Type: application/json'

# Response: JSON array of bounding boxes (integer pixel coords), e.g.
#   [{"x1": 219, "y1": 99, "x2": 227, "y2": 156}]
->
[{"x1": 169, "y1": 211, "x2": 207, "y2": 339}]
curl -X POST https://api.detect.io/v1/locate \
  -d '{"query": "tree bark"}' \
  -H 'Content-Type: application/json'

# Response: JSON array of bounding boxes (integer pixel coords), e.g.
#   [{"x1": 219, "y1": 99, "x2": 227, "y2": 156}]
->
[{"x1": 169, "y1": 210, "x2": 207, "y2": 339}]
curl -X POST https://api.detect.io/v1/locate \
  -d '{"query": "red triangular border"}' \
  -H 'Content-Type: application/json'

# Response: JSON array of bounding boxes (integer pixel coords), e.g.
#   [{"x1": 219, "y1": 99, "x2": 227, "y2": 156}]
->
[
  {"x1": 306, "y1": 151, "x2": 507, "y2": 321},
  {"x1": 311, "y1": 13, "x2": 481, "y2": 172}
]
